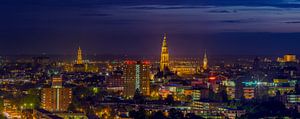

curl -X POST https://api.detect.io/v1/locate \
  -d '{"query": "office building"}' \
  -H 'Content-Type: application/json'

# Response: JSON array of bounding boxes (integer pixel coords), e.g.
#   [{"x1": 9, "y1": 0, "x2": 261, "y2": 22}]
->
[
  {"x1": 41, "y1": 76, "x2": 72, "y2": 112},
  {"x1": 123, "y1": 60, "x2": 150, "y2": 98}
]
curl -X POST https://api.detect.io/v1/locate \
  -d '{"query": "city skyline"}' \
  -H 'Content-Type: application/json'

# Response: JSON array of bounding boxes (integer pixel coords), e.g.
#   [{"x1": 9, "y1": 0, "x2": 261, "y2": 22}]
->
[
  {"x1": 1, "y1": 1, "x2": 300, "y2": 119},
  {"x1": 1, "y1": 0, "x2": 300, "y2": 55}
]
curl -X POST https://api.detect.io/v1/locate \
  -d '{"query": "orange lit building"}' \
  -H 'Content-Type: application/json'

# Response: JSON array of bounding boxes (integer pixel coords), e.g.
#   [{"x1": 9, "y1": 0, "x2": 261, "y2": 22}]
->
[
  {"x1": 284, "y1": 54, "x2": 297, "y2": 62},
  {"x1": 171, "y1": 59, "x2": 199, "y2": 76},
  {"x1": 243, "y1": 87, "x2": 255, "y2": 100},
  {"x1": 277, "y1": 54, "x2": 298, "y2": 63},
  {"x1": 3, "y1": 99, "x2": 22, "y2": 119},
  {"x1": 41, "y1": 76, "x2": 72, "y2": 112},
  {"x1": 172, "y1": 66, "x2": 197, "y2": 76},
  {"x1": 122, "y1": 60, "x2": 150, "y2": 98}
]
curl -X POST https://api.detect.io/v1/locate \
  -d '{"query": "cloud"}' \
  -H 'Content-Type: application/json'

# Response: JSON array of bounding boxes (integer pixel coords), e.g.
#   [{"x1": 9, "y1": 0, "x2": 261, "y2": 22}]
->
[
  {"x1": 220, "y1": 20, "x2": 243, "y2": 23},
  {"x1": 284, "y1": 21, "x2": 300, "y2": 24},
  {"x1": 80, "y1": 13, "x2": 112, "y2": 17},
  {"x1": 3, "y1": 0, "x2": 300, "y2": 9},
  {"x1": 128, "y1": 5, "x2": 211, "y2": 10},
  {"x1": 207, "y1": 9, "x2": 237, "y2": 13},
  {"x1": 219, "y1": 18, "x2": 257, "y2": 24}
]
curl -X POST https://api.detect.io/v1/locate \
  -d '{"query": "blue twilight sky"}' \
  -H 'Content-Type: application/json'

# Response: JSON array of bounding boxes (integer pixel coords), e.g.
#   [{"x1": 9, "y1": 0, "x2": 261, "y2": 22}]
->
[{"x1": 1, "y1": 0, "x2": 300, "y2": 56}]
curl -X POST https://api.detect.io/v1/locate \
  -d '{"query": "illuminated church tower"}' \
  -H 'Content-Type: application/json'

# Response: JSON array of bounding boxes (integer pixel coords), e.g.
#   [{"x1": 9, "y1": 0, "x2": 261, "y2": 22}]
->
[
  {"x1": 160, "y1": 34, "x2": 170, "y2": 71},
  {"x1": 203, "y1": 50, "x2": 208, "y2": 70},
  {"x1": 77, "y1": 47, "x2": 83, "y2": 64}
]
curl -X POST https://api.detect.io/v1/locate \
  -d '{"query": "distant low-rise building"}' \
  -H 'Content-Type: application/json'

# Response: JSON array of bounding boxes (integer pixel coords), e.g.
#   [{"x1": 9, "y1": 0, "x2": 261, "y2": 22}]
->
[{"x1": 277, "y1": 54, "x2": 298, "y2": 63}]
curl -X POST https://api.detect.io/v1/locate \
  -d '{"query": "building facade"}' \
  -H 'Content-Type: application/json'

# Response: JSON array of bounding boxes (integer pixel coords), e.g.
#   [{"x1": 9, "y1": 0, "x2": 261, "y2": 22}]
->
[
  {"x1": 123, "y1": 60, "x2": 150, "y2": 98},
  {"x1": 107, "y1": 70, "x2": 124, "y2": 93},
  {"x1": 41, "y1": 77, "x2": 72, "y2": 112}
]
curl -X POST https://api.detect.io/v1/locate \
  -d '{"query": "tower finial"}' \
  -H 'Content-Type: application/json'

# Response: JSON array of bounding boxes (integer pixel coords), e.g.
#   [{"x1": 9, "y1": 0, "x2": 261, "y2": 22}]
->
[{"x1": 162, "y1": 33, "x2": 167, "y2": 47}]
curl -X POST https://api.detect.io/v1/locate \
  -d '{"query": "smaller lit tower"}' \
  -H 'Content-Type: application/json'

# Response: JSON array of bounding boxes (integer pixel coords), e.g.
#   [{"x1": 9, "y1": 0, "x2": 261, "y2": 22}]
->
[
  {"x1": 77, "y1": 47, "x2": 83, "y2": 64},
  {"x1": 203, "y1": 50, "x2": 208, "y2": 70}
]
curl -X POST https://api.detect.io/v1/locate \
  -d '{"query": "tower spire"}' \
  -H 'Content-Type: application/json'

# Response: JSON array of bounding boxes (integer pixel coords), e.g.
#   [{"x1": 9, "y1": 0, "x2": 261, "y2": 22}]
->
[
  {"x1": 77, "y1": 46, "x2": 83, "y2": 64},
  {"x1": 203, "y1": 50, "x2": 208, "y2": 70},
  {"x1": 163, "y1": 33, "x2": 167, "y2": 47},
  {"x1": 160, "y1": 33, "x2": 170, "y2": 71}
]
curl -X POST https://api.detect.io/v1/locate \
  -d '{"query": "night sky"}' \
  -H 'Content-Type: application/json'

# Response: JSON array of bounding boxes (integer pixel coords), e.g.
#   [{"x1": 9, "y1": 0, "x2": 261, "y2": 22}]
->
[{"x1": 1, "y1": 0, "x2": 300, "y2": 56}]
